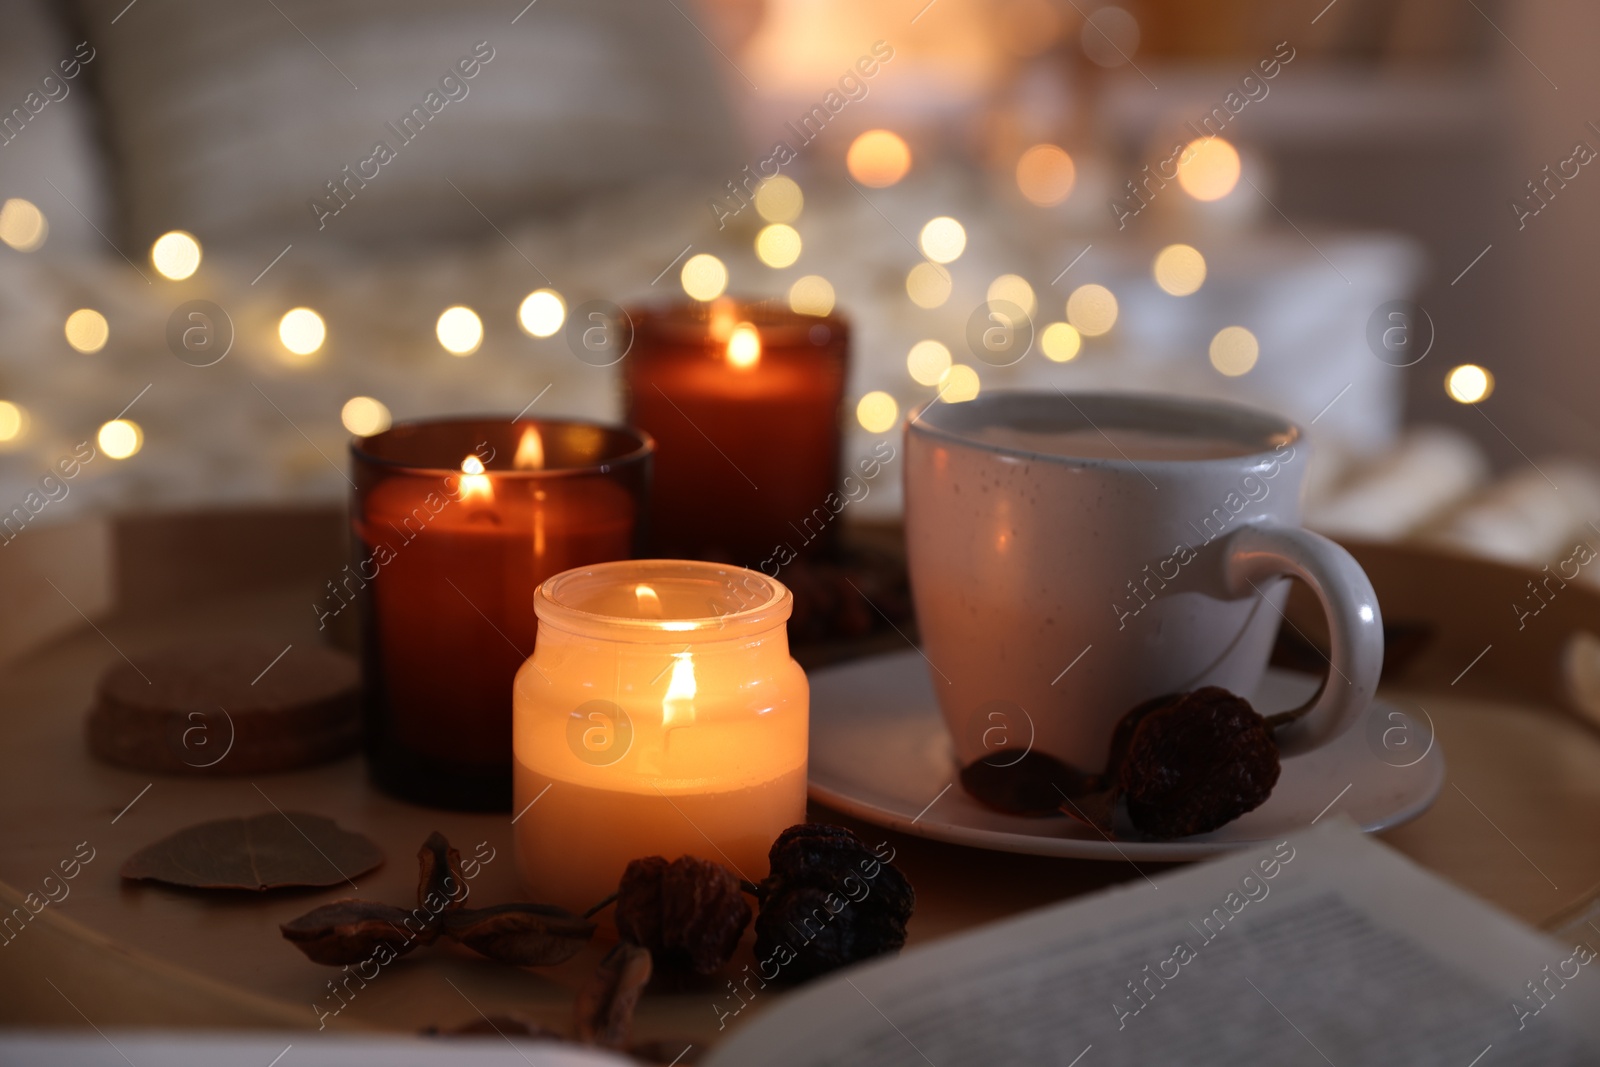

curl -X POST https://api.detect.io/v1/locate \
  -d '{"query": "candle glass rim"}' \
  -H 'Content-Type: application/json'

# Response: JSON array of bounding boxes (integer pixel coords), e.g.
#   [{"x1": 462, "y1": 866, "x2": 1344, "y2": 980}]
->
[
  {"x1": 535, "y1": 559, "x2": 793, "y2": 641},
  {"x1": 627, "y1": 297, "x2": 849, "y2": 346},
  {"x1": 349, "y1": 415, "x2": 655, "y2": 480}
]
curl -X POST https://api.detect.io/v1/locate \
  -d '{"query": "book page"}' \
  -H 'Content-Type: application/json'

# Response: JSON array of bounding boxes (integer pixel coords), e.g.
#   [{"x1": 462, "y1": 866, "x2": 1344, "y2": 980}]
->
[{"x1": 708, "y1": 821, "x2": 1600, "y2": 1066}]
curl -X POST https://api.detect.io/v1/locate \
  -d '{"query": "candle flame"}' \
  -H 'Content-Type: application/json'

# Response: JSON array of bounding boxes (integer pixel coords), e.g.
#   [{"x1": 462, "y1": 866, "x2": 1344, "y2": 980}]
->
[
  {"x1": 726, "y1": 323, "x2": 761, "y2": 371},
  {"x1": 662, "y1": 652, "x2": 697, "y2": 730},
  {"x1": 514, "y1": 426, "x2": 545, "y2": 470},
  {"x1": 635, "y1": 583, "x2": 663, "y2": 617},
  {"x1": 459, "y1": 454, "x2": 493, "y2": 503},
  {"x1": 708, "y1": 297, "x2": 738, "y2": 343}
]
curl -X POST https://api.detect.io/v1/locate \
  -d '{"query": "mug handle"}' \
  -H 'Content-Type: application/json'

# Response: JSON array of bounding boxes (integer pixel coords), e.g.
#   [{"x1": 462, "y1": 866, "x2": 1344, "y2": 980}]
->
[{"x1": 1222, "y1": 522, "x2": 1384, "y2": 758}]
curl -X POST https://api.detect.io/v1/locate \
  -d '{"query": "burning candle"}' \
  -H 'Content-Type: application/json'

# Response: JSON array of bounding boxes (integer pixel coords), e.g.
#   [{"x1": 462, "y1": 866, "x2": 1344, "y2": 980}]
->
[
  {"x1": 624, "y1": 299, "x2": 849, "y2": 565},
  {"x1": 511, "y1": 560, "x2": 809, "y2": 914},
  {"x1": 350, "y1": 418, "x2": 653, "y2": 810}
]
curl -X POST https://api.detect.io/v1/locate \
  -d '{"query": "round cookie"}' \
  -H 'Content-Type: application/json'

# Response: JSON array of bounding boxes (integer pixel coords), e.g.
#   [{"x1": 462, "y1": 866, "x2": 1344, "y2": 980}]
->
[{"x1": 87, "y1": 640, "x2": 361, "y2": 775}]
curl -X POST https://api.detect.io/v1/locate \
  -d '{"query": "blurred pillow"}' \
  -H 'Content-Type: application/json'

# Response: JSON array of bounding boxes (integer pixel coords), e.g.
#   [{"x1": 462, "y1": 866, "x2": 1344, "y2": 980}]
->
[
  {"x1": 0, "y1": 0, "x2": 112, "y2": 257},
  {"x1": 73, "y1": 0, "x2": 743, "y2": 249}
]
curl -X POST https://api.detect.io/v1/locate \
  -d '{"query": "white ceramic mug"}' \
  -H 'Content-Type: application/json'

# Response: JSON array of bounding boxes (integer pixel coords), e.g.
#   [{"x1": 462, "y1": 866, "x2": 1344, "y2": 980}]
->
[{"x1": 904, "y1": 391, "x2": 1383, "y2": 773}]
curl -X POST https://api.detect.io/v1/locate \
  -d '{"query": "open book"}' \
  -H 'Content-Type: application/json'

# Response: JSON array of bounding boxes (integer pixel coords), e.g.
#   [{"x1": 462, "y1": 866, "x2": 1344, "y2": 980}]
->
[{"x1": 708, "y1": 821, "x2": 1600, "y2": 1066}]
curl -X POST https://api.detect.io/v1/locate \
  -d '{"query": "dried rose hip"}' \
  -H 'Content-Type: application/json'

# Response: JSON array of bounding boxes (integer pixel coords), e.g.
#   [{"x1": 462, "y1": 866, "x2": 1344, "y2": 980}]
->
[
  {"x1": 613, "y1": 856, "x2": 751, "y2": 976},
  {"x1": 1118, "y1": 686, "x2": 1280, "y2": 838},
  {"x1": 753, "y1": 824, "x2": 914, "y2": 982}
]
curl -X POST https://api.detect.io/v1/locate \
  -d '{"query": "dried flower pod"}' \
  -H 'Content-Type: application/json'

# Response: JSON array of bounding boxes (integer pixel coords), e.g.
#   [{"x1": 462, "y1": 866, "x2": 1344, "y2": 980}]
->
[
  {"x1": 280, "y1": 899, "x2": 425, "y2": 965},
  {"x1": 1119, "y1": 686, "x2": 1280, "y2": 838},
  {"x1": 441, "y1": 902, "x2": 595, "y2": 966},
  {"x1": 959, "y1": 750, "x2": 1098, "y2": 816},
  {"x1": 417, "y1": 831, "x2": 467, "y2": 912},
  {"x1": 614, "y1": 855, "x2": 752, "y2": 976},
  {"x1": 575, "y1": 941, "x2": 653, "y2": 1049},
  {"x1": 754, "y1": 823, "x2": 914, "y2": 983}
]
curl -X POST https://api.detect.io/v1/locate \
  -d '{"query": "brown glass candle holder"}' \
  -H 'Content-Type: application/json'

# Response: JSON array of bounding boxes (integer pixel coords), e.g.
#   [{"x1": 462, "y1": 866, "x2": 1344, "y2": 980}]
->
[
  {"x1": 623, "y1": 298, "x2": 850, "y2": 567},
  {"x1": 349, "y1": 416, "x2": 652, "y2": 810}
]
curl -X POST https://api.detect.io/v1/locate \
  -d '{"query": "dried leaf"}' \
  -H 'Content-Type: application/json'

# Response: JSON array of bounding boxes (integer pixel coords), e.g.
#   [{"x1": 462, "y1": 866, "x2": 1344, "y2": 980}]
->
[
  {"x1": 441, "y1": 903, "x2": 595, "y2": 966},
  {"x1": 281, "y1": 899, "x2": 427, "y2": 965},
  {"x1": 417, "y1": 832, "x2": 467, "y2": 911},
  {"x1": 576, "y1": 942, "x2": 652, "y2": 1049},
  {"x1": 121, "y1": 811, "x2": 383, "y2": 890}
]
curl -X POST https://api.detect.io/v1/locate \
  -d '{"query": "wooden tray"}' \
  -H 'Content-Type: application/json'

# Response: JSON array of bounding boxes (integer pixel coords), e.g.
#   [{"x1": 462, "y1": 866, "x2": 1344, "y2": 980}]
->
[{"x1": 2, "y1": 509, "x2": 1599, "y2": 1048}]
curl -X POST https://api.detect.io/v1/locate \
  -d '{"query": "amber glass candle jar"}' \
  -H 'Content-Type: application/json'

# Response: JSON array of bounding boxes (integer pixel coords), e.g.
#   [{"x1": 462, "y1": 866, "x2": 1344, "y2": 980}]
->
[
  {"x1": 623, "y1": 298, "x2": 849, "y2": 566},
  {"x1": 512, "y1": 560, "x2": 809, "y2": 914},
  {"x1": 349, "y1": 417, "x2": 652, "y2": 810}
]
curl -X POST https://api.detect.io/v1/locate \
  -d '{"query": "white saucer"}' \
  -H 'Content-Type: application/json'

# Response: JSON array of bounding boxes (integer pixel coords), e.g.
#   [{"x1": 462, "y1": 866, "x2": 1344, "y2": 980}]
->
[{"x1": 807, "y1": 651, "x2": 1445, "y2": 861}]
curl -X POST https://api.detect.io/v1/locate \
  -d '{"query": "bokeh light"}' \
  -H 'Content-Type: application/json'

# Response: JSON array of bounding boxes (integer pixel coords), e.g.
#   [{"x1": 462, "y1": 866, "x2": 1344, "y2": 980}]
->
[
  {"x1": 847, "y1": 130, "x2": 912, "y2": 188},
  {"x1": 906, "y1": 262, "x2": 953, "y2": 309},
  {"x1": 0, "y1": 402, "x2": 24, "y2": 442},
  {"x1": 919, "y1": 217, "x2": 967, "y2": 264},
  {"x1": 1209, "y1": 326, "x2": 1259, "y2": 376},
  {"x1": 436, "y1": 306, "x2": 483, "y2": 356},
  {"x1": 907, "y1": 340, "x2": 953, "y2": 386},
  {"x1": 939, "y1": 364, "x2": 981, "y2": 403},
  {"x1": 1153, "y1": 244, "x2": 1207, "y2": 296},
  {"x1": 1081, "y1": 6, "x2": 1140, "y2": 68},
  {"x1": 1016, "y1": 145, "x2": 1076, "y2": 206},
  {"x1": 98, "y1": 419, "x2": 143, "y2": 459},
  {"x1": 1040, "y1": 322, "x2": 1082, "y2": 362},
  {"x1": 856, "y1": 391, "x2": 899, "y2": 434},
  {"x1": 518, "y1": 289, "x2": 566, "y2": 338},
  {"x1": 64, "y1": 309, "x2": 109, "y2": 353},
  {"x1": 1066, "y1": 284, "x2": 1118, "y2": 336},
  {"x1": 789, "y1": 275, "x2": 835, "y2": 316},
  {"x1": 755, "y1": 223, "x2": 802, "y2": 268},
  {"x1": 278, "y1": 307, "x2": 326, "y2": 358},
  {"x1": 0, "y1": 199, "x2": 47, "y2": 252},
  {"x1": 681, "y1": 253, "x2": 729, "y2": 301},
  {"x1": 151, "y1": 230, "x2": 202, "y2": 280},
  {"x1": 1446, "y1": 363, "x2": 1494, "y2": 404},
  {"x1": 754, "y1": 176, "x2": 803, "y2": 223},
  {"x1": 341, "y1": 396, "x2": 392, "y2": 436},
  {"x1": 987, "y1": 274, "x2": 1037, "y2": 317},
  {"x1": 1177, "y1": 138, "x2": 1242, "y2": 201}
]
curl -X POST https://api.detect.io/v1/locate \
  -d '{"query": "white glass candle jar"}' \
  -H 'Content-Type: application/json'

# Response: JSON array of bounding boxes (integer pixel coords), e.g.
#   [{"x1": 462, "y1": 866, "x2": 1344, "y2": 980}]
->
[{"x1": 512, "y1": 560, "x2": 808, "y2": 914}]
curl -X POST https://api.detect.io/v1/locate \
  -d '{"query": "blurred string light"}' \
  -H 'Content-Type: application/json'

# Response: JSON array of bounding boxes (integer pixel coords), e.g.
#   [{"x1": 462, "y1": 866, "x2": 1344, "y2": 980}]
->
[
  {"x1": 847, "y1": 130, "x2": 911, "y2": 188},
  {"x1": 987, "y1": 274, "x2": 1036, "y2": 317},
  {"x1": 754, "y1": 176, "x2": 803, "y2": 223},
  {"x1": 437, "y1": 305, "x2": 483, "y2": 356},
  {"x1": 907, "y1": 340, "x2": 952, "y2": 386},
  {"x1": 1066, "y1": 283, "x2": 1118, "y2": 336},
  {"x1": 1177, "y1": 138, "x2": 1241, "y2": 201},
  {"x1": 918, "y1": 217, "x2": 966, "y2": 264},
  {"x1": 1016, "y1": 144, "x2": 1076, "y2": 206},
  {"x1": 151, "y1": 230, "x2": 202, "y2": 280},
  {"x1": 1446, "y1": 364, "x2": 1494, "y2": 404},
  {"x1": 788, "y1": 275, "x2": 835, "y2": 316},
  {"x1": 681, "y1": 253, "x2": 728, "y2": 301},
  {"x1": 0, "y1": 198, "x2": 47, "y2": 252},
  {"x1": 518, "y1": 289, "x2": 566, "y2": 337},
  {"x1": 64, "y1": 309, "x2": 109, "y2": 353},
  {"x1": 278, "y1": 307, "x2": 326, "y2": 358},
  {"x1": 755, "y1": 223, "x2": 802, "y2": 268},
  {"x1": 1080, "y1": 6, "x2": 1140, "y2": 68},
  {"x1": 1153, "y1": 244, "x2": 1207, "y2": 296},
  {"x1": 856, "y1": 391, "x2": 899, "y2": 433},
  {"x1": 0, "y1": 401, "x2": 24, "y2": 442},
  {"x1": 1209, "y1": 326, "x2": 1259, "y2": 376},
  {"x1": 1040, "y1": 322, "x2": 1081, "y2": 362},
  {"x1": 939, "y1": 364, "x2": 981, "y2": 403},
  {"x1": 341, "y1": 396, "x2": 392, "y2": 436},
  {"x1": 906, "y1": 262, "x2": 952, "y2": 309},
  {"x1": 98, "y1": 418, "x2": 142, "y2": 459}
]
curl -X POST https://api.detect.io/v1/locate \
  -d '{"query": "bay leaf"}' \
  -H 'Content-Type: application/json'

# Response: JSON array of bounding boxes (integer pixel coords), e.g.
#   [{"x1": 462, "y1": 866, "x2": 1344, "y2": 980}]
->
[
  {"x1": 441, "y1": 902, "x2": 595, "y2": 966},
  {"x1": 281, "y1": 899, "x2": 424, "y2": 965},
  {"x1": 121, "y1": 811, "x2": 383, "y2": 891}
]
